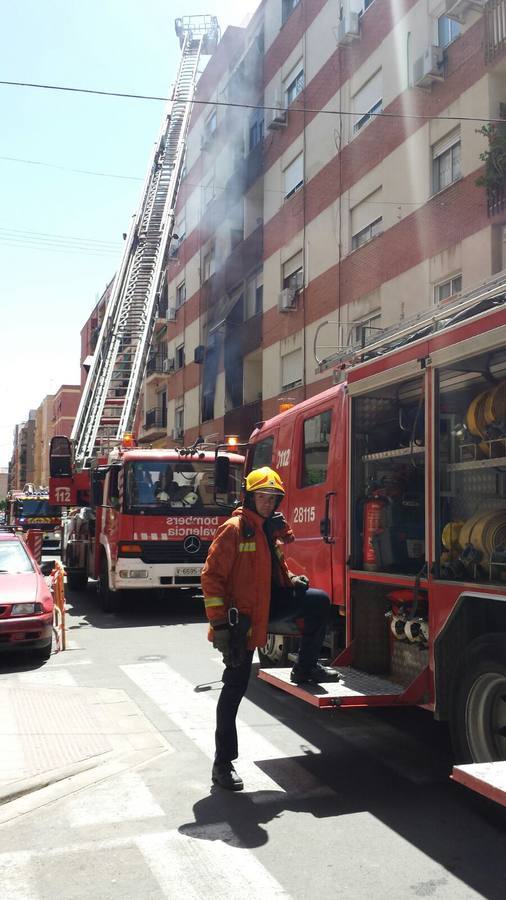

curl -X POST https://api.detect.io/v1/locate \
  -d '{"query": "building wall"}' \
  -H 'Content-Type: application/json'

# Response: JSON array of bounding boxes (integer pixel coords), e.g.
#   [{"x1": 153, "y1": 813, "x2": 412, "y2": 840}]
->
[
  {"x1": 137, "y1": 0, "x2": 506, "y2": 447},
  {"x1": 52, "y1": 385, "x2": 81, "y2": 439}
]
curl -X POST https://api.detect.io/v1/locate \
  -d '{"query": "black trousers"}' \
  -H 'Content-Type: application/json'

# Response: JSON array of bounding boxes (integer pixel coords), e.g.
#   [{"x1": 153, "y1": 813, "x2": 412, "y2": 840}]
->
[{"x1": 214, "y1": 587, "x2": 330, "y2": 764}]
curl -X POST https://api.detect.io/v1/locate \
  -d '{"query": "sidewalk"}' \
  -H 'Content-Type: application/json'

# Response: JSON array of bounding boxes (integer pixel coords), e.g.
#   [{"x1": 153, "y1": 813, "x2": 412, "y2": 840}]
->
[{"x1": 0, "y1": 680, "x2": 170, "y2": 823}]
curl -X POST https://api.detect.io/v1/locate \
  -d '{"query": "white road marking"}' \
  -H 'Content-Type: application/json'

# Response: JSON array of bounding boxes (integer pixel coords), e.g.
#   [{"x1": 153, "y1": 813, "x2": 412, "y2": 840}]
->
[
  {"x1": 122, "y1": 661, "x2": 326, "y2": 796},
  {"x1": 0, "y1": 852, "x2": 37, "y2": 900},
  {"x1": 138, "y1": 829, "x2": 290, "y2": 899},
  {"x1": 65, "y1": 770, "x2": 165, "y2": 827},
  {"x1": 17, "y1": 668, "x2": 77, "y2": 687}
]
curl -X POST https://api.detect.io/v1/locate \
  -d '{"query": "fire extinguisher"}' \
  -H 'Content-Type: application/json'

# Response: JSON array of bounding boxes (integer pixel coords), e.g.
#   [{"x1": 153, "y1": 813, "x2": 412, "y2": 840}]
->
[{"x1": 363, "y1": 487, "x2": 390, "y2": 571}]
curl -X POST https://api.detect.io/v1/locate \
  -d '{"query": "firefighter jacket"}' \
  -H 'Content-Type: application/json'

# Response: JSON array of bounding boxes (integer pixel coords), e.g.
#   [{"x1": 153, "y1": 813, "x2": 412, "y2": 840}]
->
[{"x1": 201, "y1": 505, "x2": 293, "y2": 649}]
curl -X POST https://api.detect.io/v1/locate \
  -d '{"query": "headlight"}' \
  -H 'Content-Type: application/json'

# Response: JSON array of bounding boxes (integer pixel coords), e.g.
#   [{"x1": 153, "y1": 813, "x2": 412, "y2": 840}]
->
[
  {"x1": 118, "y1": 570, "x2": 149, "y2": 579},
  {"x1": 11, "y1": 603, "x2": 36, "y2": 616}
]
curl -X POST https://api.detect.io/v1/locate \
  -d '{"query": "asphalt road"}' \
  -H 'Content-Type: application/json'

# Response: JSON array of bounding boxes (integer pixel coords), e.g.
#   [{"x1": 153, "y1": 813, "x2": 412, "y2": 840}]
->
[{"x1": 0, "y1": 578, "x2": 504, "y2": 900}]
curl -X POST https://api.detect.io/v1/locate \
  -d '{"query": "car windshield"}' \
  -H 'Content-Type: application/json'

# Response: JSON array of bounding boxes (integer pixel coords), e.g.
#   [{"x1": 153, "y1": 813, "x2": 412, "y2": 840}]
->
[
  {"x1": 124, "y1": 460, "x2": 242, "y2": 513},
  {"x1": 0, "y1": 541, "x2": 34, "y2": 574},
  {"x1": 16, "y1": 500, "x2": 60, "y2": 517}
]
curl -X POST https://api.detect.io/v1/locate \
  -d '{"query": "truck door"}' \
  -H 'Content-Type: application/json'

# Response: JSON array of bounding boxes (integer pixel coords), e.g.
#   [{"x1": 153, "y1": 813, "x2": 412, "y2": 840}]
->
[{"x1": 280, "y1": 396, "x2": 343, "y2": 602}]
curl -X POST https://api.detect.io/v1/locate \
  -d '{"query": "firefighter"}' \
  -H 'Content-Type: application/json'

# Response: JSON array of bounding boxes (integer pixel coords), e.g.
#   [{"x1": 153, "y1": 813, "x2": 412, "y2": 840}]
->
[{"x1": 201, "y1": 466, "x2": 331, "y2": 791}]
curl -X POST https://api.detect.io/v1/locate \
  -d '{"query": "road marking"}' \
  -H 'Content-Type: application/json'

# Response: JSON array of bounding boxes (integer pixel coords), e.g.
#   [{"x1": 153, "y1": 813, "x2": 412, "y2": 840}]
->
[
  {"x1": 122, "y1": 661, "x2": 326, "y2": 796},
  {"x1": 65, "y1": 770, "x2": 165, "y2": 827},
  {"x1": 138, "y1": 829, "x2": 290, "y2": 899},
  {"x1": 17, "y1": 668, "x2": 77, "y2": 687}
]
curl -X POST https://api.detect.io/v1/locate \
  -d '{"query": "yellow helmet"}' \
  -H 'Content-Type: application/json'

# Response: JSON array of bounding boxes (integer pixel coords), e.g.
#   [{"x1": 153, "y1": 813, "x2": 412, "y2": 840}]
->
[{"x1": 245, "y1": 466, "x2": 285, "y2": 495}]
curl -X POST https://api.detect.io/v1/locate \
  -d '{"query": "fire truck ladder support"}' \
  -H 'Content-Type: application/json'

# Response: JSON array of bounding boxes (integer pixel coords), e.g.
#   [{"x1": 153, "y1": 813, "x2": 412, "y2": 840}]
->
[{"x1": 71, "y1": 15, "x2": 220, "y2": 467}]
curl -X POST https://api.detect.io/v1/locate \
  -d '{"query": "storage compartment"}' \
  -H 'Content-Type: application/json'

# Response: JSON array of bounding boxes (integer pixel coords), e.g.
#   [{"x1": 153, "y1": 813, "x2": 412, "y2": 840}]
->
[
  {"x1": 351, "y1": 375, "x2": 425, "y2": 575},
  {"x1": 437, "y1": 349, "x2": 506, "y2": 583}
]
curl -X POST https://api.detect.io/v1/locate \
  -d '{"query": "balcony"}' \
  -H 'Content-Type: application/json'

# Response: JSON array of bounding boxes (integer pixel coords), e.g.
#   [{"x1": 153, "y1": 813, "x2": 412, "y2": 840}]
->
[
  {"x1": 485, "y1": 0, "x2": 506, "y2": 64},
  {"x1": 224, "y1": 400, "x2": 263, "y2": 442},
  {"x1": 143, "y1": 407, "x2": 167, "y2": 437},
  {"x1": 146, "y1": 354, "x2": 168, "y2": 378}
]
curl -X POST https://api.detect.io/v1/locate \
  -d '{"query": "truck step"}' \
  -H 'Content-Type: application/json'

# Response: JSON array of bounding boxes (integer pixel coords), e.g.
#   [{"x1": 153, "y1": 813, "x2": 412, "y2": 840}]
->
[
  {"x1": 452, "y1": 762, "x2": 506, "y2": 807},
  {"x1": 258, "y1": 666, "x2": 405, "y2": 709}
]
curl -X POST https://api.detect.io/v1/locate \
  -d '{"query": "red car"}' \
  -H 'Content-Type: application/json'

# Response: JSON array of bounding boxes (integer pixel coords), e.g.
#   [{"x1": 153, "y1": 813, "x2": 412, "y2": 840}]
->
[{"x1": 0, "y1": 530, "x2": 54, "y2": 661}]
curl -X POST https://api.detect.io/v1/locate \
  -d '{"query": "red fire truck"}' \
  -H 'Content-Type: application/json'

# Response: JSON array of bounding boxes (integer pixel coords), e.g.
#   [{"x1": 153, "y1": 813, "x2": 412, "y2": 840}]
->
[
  {"x1": 49, "y1": 435, "x2": 243, "y2": 612},
  {"x1": 230, "y1": 283, "x2": 506, "y2": 801},
  {"x1": 6, "y1": 485, "x2": 62, "y2": 551}
]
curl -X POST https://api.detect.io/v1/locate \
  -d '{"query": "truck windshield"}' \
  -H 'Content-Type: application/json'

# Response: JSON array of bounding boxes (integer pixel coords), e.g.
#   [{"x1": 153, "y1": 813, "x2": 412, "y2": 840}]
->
[
  {"x1": 124, "y1": 461, "x2": 242, "y2": 512},
  {"x1": 16, "y1": 500, "x2": 60, "y2": 518}
]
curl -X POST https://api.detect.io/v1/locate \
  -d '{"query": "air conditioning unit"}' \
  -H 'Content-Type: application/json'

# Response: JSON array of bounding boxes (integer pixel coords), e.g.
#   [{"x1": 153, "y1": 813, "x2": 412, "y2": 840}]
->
[
  {"x1": 445, "y1": 0, "x2": 484, "y2": 22},
  {"x1": 162, "y1": 357, "x2": 175, "y2": 373},
  {"x1": 267, "y1": 95, "x2": 287, "y2": 131},
  {"x1": 278, "y1": 287, "x2": 297, "y2": 312},
  {"x1": 336, "y1": 12, "x2": 360, "y2": 45},
  {"x1": 413, "y1": 46, "x2": 444, "y2": 88},
  {"x1": 167, "y1": 305, "x2": 177, "y2": 322},
  {"x1": 168, "y1": 238, "x2": 180, "y2": 259},
  {"x1": 171, "y1": 427, "x2": 184, "y2": 440}
]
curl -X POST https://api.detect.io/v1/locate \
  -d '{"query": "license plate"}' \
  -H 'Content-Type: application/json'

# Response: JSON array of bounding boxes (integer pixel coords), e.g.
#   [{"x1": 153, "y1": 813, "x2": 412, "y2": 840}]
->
[{"x1": 175, "y1": 566, "x2": 200, "y2": 577}]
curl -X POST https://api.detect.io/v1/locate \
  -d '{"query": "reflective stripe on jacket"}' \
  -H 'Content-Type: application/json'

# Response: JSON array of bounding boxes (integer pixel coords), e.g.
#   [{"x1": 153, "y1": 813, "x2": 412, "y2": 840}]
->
[{"x1": 201, "y1": 505, "x2": 292, "y2": 649}]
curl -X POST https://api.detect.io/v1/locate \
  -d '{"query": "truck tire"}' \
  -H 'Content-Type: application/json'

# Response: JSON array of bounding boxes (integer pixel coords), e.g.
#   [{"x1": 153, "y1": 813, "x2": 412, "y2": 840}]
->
[
  {"x1": 258, "y1": 633, "x2": 291, "y2": 667},
  {"x1": 450, "y1": 633, "x2": 506, "y2": 763},
  {"x1": 98, "y1": 557, "x2": 121, "y2": 614},
  {"x1": 66, "y1": 570, "x2": 88, "y2": 591}
]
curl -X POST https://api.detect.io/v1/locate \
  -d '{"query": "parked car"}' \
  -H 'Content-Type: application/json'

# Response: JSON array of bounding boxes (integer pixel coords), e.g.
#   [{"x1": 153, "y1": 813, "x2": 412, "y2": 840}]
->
[{"x1": 0, "y1": 529, "x2": 54, "y2": 661}]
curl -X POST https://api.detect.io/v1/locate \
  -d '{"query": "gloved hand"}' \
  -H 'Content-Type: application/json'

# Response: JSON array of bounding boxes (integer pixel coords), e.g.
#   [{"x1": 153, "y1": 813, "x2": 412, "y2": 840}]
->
[
  {"x1": 211, "y1": 625, "x2": 230, "y2": 655},
  {"x1": 291, "y1": 574, "x2": 309, "y2": 592}
]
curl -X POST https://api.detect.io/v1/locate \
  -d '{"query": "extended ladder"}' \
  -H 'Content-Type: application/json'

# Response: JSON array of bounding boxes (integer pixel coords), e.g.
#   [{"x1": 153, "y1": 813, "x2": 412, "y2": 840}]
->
[{"x1": 72, "y1": 15, "x2": 220, "y2": 466}]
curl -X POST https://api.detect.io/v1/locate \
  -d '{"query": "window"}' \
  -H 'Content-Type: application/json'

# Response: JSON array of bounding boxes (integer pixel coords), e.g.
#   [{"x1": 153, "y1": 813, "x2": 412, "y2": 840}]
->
[
  {"x1": 284, "y1": 65, "x2": 304, "y2": 105},
  {"x1": 203, "y1": 246, "x2": 215, "y2": 281},
  {"x1": 176, "y1": 281, "x2": 186, "y2": 308},
  {"x1": 438, "y1": 15, "x2": 460, "y2": 48},
  {"x1": 352, "y1": 70, "x2": 382, "y2": 134},
  {"x1": 250, "y1": 436, "x2": 274, "y2": 469},
  {"x1": 432, "y1": 131, "x2": 461, "y2": 193},
  {"x1": 282, "y1": 0, "x2": 300, "y2": 24},
  {"x1": 351, "y1": 218, "x2": 382, "y2": 250},
  {"x1": 203, "y1": 109, "x2": 217, "y2": 144},
  {"x1": 246, "y1": 271, "x2": 263, "y2": 318},
  {"x1": 203, "y1": 174, "x2": 215, "y2": 207},
  {"x1": 281, "y1": 347, "x2": 303, "y2": 390},
  {"x1": 350, "y1": 311, "x2": 382, "y2": 347},
  {"x1": 283, "y1": 153, "x2": 304, "y2": 199},
  {"x1": 249, "y1": 108, "x2": 264, "y2": 151},
  {"x1": 302, "y1": 410, "x2": 332, "y2": 487},
  {"x1": 175, "y1": 400, "x2": 184, "y2": 434},
  {"x1": 175, "y1": 216, "x2": 186, "y2": 242},
  {"x1": 283, "y1": 251, "x2": 303, "y2": 291},
  {"x1": 351, "y1": 189, "x2": 383, "y2": 251},
  {"x1": 175, "y1": 344, "x2": 185, "y2": 370},
  {"x1": 434, "y1": 274, "x2": 462, "y2": 304}
]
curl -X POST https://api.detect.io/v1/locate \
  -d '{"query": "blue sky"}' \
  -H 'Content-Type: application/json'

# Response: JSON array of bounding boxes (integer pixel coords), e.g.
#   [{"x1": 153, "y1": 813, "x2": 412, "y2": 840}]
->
[{"x1": 0, "y1": 0, "x2": 257, "y2": 467}]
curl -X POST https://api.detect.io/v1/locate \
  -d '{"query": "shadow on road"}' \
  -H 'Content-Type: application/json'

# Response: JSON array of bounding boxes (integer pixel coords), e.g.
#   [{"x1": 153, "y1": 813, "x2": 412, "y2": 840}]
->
[{"x1": 64, "y1": 583, "x2": 205, "y2": 631}]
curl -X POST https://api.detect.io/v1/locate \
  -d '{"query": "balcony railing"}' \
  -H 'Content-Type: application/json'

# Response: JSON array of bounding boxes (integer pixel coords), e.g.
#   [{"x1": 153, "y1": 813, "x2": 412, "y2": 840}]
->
[
  {"x1": 485, "y1": 0, "x2": 506, "y2": 63},
  {"x1": 144, "y1": 408, "x2": 167, "y2": 431},
  {"x1": 146, "y1": 354, "x2": 167, "y2": 376}
]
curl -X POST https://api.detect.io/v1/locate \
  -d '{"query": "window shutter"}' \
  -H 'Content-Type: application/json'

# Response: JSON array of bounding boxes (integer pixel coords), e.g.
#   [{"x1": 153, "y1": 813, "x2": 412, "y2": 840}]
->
[
  {"x1": 432, "y1": 128, "x2": 460, "y2": 159},
  {"x1": 351, "y1": 189, "x2": 382, "y2": 236},
  {"x1": 281, "y1": 348, "x2": 303, "y2": 388},
  {"x1": 352, "y1": 71, "x2": 382, "y2": 126},
  {"x1": 284, "y1": 154, "x2": 304, "y2": 196}
]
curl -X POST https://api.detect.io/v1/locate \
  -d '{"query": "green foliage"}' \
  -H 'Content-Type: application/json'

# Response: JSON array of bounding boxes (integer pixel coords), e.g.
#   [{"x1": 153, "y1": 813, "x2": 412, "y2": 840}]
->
[{"x1": 476, "y1": 122, "x2": 506, "y2": 190}]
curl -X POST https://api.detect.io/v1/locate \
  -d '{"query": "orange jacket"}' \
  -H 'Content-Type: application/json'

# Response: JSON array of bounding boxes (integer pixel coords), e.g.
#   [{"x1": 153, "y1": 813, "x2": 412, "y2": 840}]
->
[{"x1": 201, "y1": 505, "x2": 293, "y2": 649}]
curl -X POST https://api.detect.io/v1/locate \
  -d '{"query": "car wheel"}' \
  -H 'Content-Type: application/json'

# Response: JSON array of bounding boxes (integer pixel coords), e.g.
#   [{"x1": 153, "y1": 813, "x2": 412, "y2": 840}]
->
[
  {"x1": 98, "y1": 557, "x2": 121, "y2": 614},
  {"x1": 450, "y1": 633, "x2": 506, "y2": 763},
  {"x1": 258, "y1": 633, "x2": 291, "y2": 667},
  {"x1": 66, "y1": 570, "x2": 88, "y2": 591},
  {"x1": 33, "y1": 637, "x2": 52, "y2": 662}
]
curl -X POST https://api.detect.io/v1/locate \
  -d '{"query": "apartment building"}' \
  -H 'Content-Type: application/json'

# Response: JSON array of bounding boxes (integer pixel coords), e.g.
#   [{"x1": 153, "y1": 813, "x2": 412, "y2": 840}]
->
[
  {"x1": 33, "y1": 394, "x2": 54, "y2": 486},
  {"x1": 138, "y1": 0, "x2": 506, "y2": 446}
]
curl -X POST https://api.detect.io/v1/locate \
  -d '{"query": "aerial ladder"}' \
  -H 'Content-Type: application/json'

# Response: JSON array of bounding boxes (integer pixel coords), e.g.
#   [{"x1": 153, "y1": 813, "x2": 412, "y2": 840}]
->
[{"x1": 71, "y1": 15, "x2": 220, "y2": 467}]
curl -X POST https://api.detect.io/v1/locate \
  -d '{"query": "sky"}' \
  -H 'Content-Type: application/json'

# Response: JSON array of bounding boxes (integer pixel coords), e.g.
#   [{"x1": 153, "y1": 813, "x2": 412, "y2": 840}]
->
[{"x1": 0, "y1": 0, "x2": 258, "y2": 468}]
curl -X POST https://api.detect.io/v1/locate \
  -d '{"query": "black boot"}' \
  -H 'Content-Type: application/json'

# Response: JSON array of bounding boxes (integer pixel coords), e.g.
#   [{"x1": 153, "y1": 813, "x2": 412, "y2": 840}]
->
[{"x1": 212, "y1": 762, "x2": 244, "y2": 791}]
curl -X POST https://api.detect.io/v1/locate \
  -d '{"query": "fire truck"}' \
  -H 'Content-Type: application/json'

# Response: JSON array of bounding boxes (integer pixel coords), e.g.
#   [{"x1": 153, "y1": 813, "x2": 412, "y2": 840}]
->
[
  {"x1": 219, "y1": 278, "x2": 506, "y2": 803},
  {"x1": 6, "y1": 485, "x2": 62, "y2": 550},
  {"x1": 48, "y1": 17, "x2": 239, "y2": 610},
  {"x1": 50, "y1": 435, "x2": 242, "y2": 610}
]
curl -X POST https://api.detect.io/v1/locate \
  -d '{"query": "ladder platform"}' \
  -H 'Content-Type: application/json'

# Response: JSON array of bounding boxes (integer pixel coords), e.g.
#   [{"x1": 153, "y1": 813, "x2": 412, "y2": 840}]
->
[
  {"x1": 452, "y1": 762, "x2": 506, "y2": 807},
  {"x1": 258, "y1": 666, "x2": 405, "y2": 709}
]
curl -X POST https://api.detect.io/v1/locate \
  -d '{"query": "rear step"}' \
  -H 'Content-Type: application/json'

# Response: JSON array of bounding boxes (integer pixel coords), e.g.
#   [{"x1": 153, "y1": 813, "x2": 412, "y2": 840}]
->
[
  {"x1": 258, "y1": 666, "x2": 405, "y2": 709},
  {"x1": 452, "y1": 762, "x2": 506, "y2": 807}
]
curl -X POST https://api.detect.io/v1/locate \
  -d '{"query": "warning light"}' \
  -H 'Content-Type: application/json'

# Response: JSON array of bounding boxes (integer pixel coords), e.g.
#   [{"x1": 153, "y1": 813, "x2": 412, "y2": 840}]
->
[
  {"x1": 226, "y1": 435, "x2": 239, "y2": 447},
  {"x1": 279, "y1": 399, "x2": 295, "y2": 414},
  {"x1": 122, "y1": 432, "x2": 135, "y2": 448}
]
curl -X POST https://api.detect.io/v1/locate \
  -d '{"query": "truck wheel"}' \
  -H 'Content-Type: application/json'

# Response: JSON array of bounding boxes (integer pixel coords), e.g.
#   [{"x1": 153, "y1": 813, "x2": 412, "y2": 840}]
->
[
  {"x1": 98, "y1": 558, "x2": 121, "y2": 614},
  {"x1": 258, "y1": 634, "x2": 290, "y2": 667},
  {"x1": 450, "y1": 633, "x2": 506, "y2": 763},
  {"x1": 66, "y1": 570, "x2": 88, "y2": 591}
]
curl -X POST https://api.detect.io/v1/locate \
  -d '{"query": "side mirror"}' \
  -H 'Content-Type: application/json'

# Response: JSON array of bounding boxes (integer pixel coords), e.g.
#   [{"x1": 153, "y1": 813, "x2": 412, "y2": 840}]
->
[
  {"x1": 41, "y1": 560, "x2": 55, "y2": 576},
  {"x1": 215, "y1": 456, "x2": 230, "y2": 494}
]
